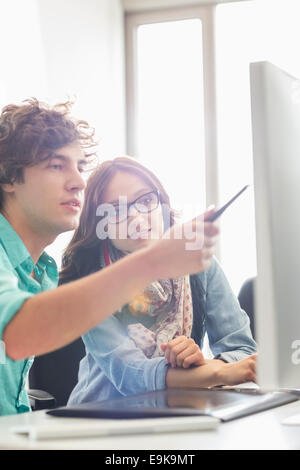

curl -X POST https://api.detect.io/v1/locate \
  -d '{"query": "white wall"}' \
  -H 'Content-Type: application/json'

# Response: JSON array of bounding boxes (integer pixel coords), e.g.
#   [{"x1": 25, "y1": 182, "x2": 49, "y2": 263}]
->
[
  {"x1": 0, "y1": 0, "x2": 126, "y2": 266},
  {"x1": 38, "y1": 0, "x2": 126, "y2": 160},
  {"x1": 0, "y1": 0, "x2": 48, "y2": 107}
]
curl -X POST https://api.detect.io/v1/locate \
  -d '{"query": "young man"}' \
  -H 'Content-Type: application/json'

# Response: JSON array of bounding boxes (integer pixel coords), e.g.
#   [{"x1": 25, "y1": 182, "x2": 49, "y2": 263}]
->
[{"x1": 0, "y1": 99, "x2": 219, "y2": 416}]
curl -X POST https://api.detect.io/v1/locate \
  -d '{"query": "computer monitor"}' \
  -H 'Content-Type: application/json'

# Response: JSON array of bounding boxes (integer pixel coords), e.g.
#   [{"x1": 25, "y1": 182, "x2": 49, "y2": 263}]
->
[{"x1": 250, "y1": 61, "x2": 300, "y2": 390}]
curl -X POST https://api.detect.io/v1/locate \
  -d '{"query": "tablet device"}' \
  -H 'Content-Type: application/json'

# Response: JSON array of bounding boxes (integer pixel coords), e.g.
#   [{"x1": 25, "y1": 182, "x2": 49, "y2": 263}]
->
[{"x1": 46, "y1": 388, "x2": 298, "y2": 422}]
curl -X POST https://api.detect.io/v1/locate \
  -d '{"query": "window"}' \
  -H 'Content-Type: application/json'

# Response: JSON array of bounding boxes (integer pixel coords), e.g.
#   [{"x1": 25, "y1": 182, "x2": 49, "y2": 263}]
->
[
  {"x1": 125, "y1": 6, "x2": 218, "y2": 223},
  {"x1": 216, "y1": 0, "x2": 300, "y2": 293},
  {"x1": 126, "y1": 0, "x2": 300, "y2": 295},
  {"x1": 135, "y1": 18, "x2": 205, "y2": 218}
]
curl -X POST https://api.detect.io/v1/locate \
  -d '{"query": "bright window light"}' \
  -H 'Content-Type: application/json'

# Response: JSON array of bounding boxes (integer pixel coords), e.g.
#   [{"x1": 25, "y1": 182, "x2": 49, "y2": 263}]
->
[
  {"x1": 136, "y1": 19, "x2": 206, "y2": 220},
  {"x1": 216, "y1": 0, "x2": 300, "y2": 294}
]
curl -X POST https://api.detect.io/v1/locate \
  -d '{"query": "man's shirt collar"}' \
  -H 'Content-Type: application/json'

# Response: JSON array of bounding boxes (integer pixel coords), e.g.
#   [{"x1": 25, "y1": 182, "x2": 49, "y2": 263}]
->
[{"x1": 0, "y1": 213, "x2": 57, "y2": 275}]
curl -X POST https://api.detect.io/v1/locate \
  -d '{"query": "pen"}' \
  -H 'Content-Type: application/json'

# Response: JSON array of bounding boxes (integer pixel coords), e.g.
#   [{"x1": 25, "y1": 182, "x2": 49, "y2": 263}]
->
[{"x1": 206, "y1": 185, "x2": 249, "y2": 222}]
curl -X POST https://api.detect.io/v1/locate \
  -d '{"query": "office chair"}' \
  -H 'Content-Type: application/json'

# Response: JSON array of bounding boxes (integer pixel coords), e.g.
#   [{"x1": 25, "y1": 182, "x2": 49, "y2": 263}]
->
[
  {"x1": 238, "y1": 277, "x2": 256, "y2": 340},
  {"x1": 28, "y1": 338, "x2": 86, "y2": 410}
]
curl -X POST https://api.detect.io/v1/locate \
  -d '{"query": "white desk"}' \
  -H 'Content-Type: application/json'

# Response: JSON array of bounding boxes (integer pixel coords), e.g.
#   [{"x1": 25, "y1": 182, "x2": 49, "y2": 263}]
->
[{"x1": 0, "y1": 398, "x2": 300, "y2": 450}]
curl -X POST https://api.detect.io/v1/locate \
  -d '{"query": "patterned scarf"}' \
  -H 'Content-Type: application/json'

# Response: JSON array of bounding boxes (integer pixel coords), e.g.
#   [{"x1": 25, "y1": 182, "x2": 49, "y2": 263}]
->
[{"x1": 100, "y1": 240, "x2": 193, "y2": 358}]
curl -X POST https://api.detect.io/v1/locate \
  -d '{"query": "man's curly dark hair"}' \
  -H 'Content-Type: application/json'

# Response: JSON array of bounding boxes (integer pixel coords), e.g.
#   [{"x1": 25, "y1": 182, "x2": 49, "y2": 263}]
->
[{"x1": 0, "y1": 98, "x2": 98, "y2": 210}]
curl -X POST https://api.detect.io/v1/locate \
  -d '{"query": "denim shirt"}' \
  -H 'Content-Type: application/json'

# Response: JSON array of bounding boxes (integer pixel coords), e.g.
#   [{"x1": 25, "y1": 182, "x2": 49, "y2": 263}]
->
[{"x1": 68, "y1": 257, "x2": 257, "y2": 405}]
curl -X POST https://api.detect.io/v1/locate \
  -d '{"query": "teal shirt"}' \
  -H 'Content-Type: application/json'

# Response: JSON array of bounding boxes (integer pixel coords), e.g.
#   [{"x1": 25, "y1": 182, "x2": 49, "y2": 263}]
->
[{"x1": 0, "y1": 214, "x2": 58, "y2": 416}]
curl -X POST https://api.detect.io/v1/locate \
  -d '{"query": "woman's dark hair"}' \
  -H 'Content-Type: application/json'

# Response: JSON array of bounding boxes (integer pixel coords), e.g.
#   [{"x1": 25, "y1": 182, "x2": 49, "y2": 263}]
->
[{"x1": 0, "y1": 98, "x2": 97, "y2": 210}]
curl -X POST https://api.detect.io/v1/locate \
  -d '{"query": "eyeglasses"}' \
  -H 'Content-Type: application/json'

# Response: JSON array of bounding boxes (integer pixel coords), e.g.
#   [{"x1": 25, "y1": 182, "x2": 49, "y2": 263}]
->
[{"x1": 109, "y1": 189, "x2": 160, "y2": 224}]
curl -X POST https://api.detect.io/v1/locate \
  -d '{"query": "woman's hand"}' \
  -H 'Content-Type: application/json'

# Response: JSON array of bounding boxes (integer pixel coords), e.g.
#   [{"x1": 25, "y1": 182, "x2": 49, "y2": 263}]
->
[
  {"x1": 214, "y1": 354, "x2": 257, "y2": 386},
  {"x1": 165, "y1": 355, "x2": 257, "y2": 389},
  {"x1": 161, "y1": 336, "x2": 206, "y2": 369}
]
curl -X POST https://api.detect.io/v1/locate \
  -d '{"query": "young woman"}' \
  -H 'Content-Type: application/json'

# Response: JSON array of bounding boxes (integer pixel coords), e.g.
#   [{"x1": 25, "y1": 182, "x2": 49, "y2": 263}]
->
[{"x1": 60, "y1": 156, "x2": 257, "y2": 405}]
